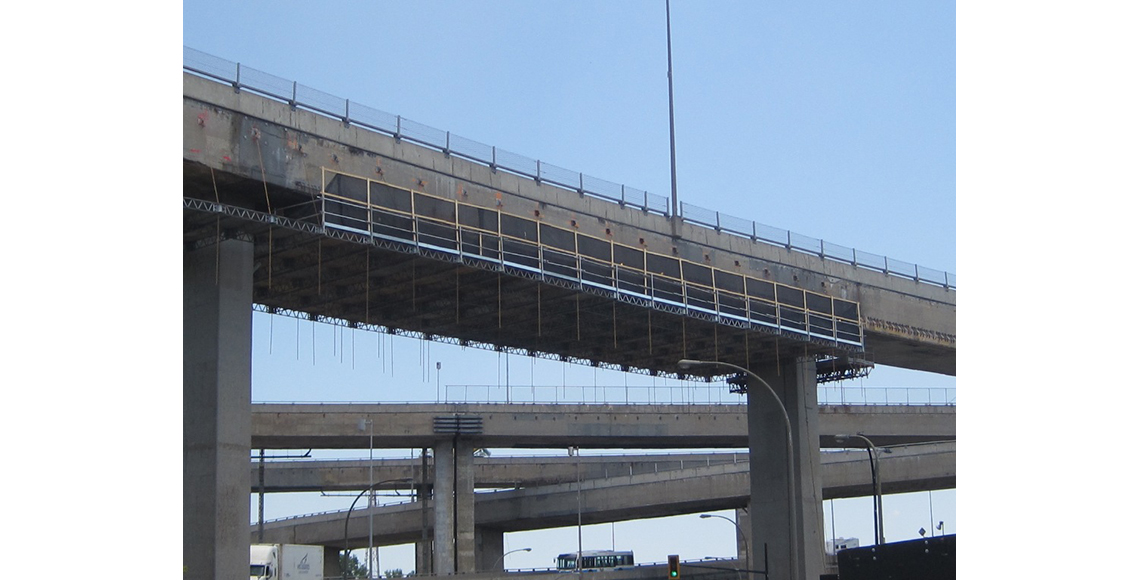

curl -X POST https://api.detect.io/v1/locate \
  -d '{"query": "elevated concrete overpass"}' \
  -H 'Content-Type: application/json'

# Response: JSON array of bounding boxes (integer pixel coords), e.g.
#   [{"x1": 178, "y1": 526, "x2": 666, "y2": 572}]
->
[
  {"x1": 182, "y1": 70, "x2": 954, "y2": 376},
  {"x1": 184, "y1": 51, "x2": 954, "y2": 580},
  {"x1": 251, "y1": 402, "x2": 955, "y2": 450},
  {"x1": 253, "y1": 453, "x2": 752, "y2": 492},
  {"x1": 254, "y1": 442, "x2": 955, "y2": 549}
]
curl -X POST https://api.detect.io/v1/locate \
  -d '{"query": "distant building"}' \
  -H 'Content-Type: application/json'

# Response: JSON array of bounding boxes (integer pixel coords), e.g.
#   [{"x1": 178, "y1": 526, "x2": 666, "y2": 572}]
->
[{"x1": 826, "y1": 537, "x2": 860, "y2": 555}]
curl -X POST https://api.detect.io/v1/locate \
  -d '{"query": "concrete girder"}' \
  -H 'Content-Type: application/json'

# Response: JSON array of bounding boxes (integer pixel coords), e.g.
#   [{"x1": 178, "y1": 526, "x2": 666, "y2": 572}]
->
[
  {"x1": 251, "y1": 442, "x2": 954, "y2": 550},
  {"x1": 250, "y1": 403, "x2": 955, "y2": 450},
  {"x1": 184, "y1": 72, "x2": 954, "y2": 376}
]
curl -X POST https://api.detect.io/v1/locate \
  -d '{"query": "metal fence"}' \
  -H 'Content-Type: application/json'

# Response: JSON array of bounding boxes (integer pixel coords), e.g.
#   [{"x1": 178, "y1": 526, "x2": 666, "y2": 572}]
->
[
  {"x1": 255, "y1": 385, "x2": 954, "y2": 407},
  {"x1": 183, "y1": 46, "x2": 955, "y2": 290},
  {"x1": 435, "y1": 384, "x2": 954, "y2": 406}
]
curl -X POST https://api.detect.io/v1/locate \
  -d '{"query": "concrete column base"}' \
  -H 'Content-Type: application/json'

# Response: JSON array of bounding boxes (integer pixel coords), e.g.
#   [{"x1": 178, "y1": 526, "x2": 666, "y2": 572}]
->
[{"x1": 475, "y1": 528, "x2": 505, "y2": 571}]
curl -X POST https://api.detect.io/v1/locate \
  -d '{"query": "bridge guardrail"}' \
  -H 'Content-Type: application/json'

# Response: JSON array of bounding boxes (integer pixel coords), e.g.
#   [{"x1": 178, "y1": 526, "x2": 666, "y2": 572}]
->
[
  {"x1": 183, "y1": 47, "x2": 954, "y2": 291},
  {"x1": 252, "y1": 385, "x2": 954, "y2": 407},
  {"x1": 319, "y1": 168, "x2": 865, "y2": 351},
  {"x1": 432, "y1": 385, "x2": 953, "y2": 406}
]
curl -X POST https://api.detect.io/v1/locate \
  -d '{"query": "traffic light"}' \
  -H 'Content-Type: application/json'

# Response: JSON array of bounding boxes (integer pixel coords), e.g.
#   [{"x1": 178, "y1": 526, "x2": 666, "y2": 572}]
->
[{"x1": 667, "y1": 555, "x2": 680, "y2": 578}]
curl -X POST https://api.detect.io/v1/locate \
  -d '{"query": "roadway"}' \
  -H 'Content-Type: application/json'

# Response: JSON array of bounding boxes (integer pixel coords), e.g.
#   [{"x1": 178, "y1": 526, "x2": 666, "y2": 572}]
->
[
  {"x1": 253, "y1": 442, "x2": 954, "y2": 549},
  {"x1": 251, "y1": 402, "x2": 955, "y2": 450}
]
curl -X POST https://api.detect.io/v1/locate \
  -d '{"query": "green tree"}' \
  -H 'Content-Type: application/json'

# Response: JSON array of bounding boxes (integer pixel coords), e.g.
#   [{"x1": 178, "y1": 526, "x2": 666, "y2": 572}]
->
[
  {"x1": 384, "y1": 569, "x2": 405, "y2": 578},
  {"x1": 339, "y1": 553, "x2": 368, "y2": 579}
]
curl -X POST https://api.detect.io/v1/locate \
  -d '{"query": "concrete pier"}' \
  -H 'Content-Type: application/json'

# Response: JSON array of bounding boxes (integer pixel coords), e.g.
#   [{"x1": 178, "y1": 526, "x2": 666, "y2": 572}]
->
[
  {"x1": 747, "y1": 358, "x2": 824, "y2": 580},
  {"x1": 433, "y1": 441, "x2": 456, "y2": 574},
  {"x1": 184, "y1": 239, "x2": 254, "y2": 580}
]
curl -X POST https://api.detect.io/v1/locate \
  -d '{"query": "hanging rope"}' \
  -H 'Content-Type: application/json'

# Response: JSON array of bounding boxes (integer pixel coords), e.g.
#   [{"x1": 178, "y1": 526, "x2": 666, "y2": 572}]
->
[
  {"x1": 647, "y1": 308, "x2": 652, "y2": 355},
  {"x1": 365, "y1": 251, "x2": 371, "y2": 324},
  {"x1": 254, "y1": 126, "x2": 273, "y2": 290},
  {"x1": 209, "y1": 167, "x2": 221, "y2": 285}
]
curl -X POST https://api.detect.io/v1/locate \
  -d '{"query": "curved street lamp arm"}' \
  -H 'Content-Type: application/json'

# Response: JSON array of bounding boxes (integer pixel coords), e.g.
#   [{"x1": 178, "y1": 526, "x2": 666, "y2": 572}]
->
[{"x1": 342, "y1": 479, "x2": 414, "y2": 579}]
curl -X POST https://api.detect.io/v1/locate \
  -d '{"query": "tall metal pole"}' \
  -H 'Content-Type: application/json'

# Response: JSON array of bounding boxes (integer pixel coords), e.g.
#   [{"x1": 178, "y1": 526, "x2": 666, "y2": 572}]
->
[
  {"x1": 421, "y1": 448, "x2": 431, "y2": 575},
  {"x1": 359, "y1": 418, "x2": 376, "y2": 578},
  {"x1": 837, "y1": 433, "x2": 884, "y2": 545},
  {"x1": 575, "y1": 446, "x2": 582, "y2": 576},
  {"x1": 666, "y1": 0, "x2": 680, "y2": 224},
  {"x1": 369, "y1": 422, "x2": 375, "y2": 578},
  {"x1": 258, "y1": 448, "x2": 265, "y2": 543}
]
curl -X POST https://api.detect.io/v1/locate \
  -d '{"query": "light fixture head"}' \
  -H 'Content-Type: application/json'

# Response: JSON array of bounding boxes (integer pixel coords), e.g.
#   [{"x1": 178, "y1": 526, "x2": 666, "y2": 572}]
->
[{"x1": 678, "y1": 359, "x2": 701, "y2": 370}]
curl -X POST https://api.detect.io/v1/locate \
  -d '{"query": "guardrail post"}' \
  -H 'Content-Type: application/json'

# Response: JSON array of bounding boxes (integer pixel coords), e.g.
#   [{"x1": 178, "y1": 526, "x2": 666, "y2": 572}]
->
[
  {"x1": 536, "y1": 160, "x2": 542, "y2": 184},
  {"x1": 396, "y1": 116, "x2": 402, "y2": 142},
  {"x1": 578, "y1": 173, "x2": 584, "y2": 196},
  {"x1": 233, "y1": 63, "x2": 241, "y2": 93},
  {"x1": 444, "y1": 132, "x2": 451, "y2": 157},
  {"x1": 751, "y1": 221, "x2": 757, "y2": 242},
  {"x1": 343, "y1": 99, "x2": 350, "y2": 126},
  {"x1": 820, "y1": 240, "x2": 826, "y2": 259},
  {"x1": 490, "y1": 146, "x2": 496, "y2": 172},
  {"x1": 619, "y1": 185, "x2": 626, "y2": 208},
  {"x1": 289, "y1": 81, "x2": 297, "y2": 108}
]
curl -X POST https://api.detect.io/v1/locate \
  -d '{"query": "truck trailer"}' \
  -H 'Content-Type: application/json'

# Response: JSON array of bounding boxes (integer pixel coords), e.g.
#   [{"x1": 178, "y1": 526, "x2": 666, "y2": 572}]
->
[{"x1": 250, "y1": 544, "x2": 324, "y2": 580}]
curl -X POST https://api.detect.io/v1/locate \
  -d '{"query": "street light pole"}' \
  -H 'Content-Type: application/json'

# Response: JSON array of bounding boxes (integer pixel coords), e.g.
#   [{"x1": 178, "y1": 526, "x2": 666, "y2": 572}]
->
[
  {"x1": 700, "y1": 514, "x2": 750, "y2": 580},
  {"x1": 836, "y1": 433, "x2": 885, "y2": 545},
  {"x1": 666, "y1": 0, "x2": 680, "y2": 225},
  {"x1": 491, "y1": 547, "x2": 532, "y2": 571},
  {"x1": 359, "y1": 419, "x2": 375, "y2": 578},
  {"x1": 343, "y1": 479, "x2": 411, "y2": 580},
  {"x1": 679, "y1": 359, "x2": 798, "y2": 580}
]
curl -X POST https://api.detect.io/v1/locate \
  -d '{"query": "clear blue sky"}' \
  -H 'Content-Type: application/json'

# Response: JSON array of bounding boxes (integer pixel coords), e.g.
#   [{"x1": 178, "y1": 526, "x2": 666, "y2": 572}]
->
[{"x1": 180, "y1": 0, "x2": 957, "y2": 573}]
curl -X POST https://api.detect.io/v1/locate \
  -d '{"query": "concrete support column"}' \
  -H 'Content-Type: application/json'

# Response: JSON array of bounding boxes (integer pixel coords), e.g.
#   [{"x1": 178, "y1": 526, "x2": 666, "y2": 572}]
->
[
  {"x1": 455, "y1": 440, "x2": 476, "y2": 573},
  {"x1": 747, "y1": 357, "x2": 825, "y2": 580},
  {"x1": 415, "y1": 539, "x2": 433, "y2": 576},
  {"x1": 432, "y1": 441, "x2": 456, "y2": 575},
  {"x1": 324, "y1": 546, "x2": 343, "y2": 579},
  {"x1": 414, "y1": 483, "x2": 433, "y2": 576},
  {"x1": 474, "y1": 528, "x2": 505, "y2": 571},
  {"x1": 735, "y1": 507, "x2": 752, "y2": 568},
  {"x1": 183, "y1": 239, "x2": 254, "y2": 580}
]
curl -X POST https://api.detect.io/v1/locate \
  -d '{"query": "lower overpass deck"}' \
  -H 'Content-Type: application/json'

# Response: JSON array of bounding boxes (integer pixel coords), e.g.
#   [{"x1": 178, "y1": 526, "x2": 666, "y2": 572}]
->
[
  {"x1": 254, "y1": 442, "x2": 955, "y2": 549},
  {"x1": 252, "y1": 402, "x2": 955, "y2": 450}
]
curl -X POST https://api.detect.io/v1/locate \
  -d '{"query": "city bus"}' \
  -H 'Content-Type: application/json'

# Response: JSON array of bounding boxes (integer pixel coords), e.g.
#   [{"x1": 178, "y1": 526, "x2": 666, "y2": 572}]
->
[{"x1": 556, "y1": 550, "x2": 635, "y2": 572}]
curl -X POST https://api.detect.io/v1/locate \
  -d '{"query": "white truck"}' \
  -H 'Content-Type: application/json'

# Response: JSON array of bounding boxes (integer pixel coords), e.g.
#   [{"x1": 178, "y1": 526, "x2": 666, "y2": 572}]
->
[{"x1": 250, "y1": 544, "x2": 324, "y2": 580}]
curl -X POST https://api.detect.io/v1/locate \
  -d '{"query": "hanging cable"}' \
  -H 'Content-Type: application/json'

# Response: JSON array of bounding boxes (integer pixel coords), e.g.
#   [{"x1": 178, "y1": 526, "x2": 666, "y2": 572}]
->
[{"x1": 209, "y1": 167, "x2": 221, "y2": 285}]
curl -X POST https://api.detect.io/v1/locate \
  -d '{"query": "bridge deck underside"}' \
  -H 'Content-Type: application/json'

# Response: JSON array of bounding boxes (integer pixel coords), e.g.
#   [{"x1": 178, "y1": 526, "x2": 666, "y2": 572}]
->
[{"x1": 184, "y1": 162, "x2": 862, "y2": 378}]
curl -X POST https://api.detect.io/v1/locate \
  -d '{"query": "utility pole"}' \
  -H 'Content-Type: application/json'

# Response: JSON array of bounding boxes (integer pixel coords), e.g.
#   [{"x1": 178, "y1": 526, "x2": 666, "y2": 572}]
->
[{"x1": 666, "y1": 0, "x2": 681, "y2": 234}]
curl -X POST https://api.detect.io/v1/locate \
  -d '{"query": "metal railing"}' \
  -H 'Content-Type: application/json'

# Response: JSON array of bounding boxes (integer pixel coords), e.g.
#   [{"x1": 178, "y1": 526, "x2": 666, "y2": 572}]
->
[
  {"x1": 320, "y1": 168, "x2": 865, "y2": 349},
  {"x1": 438, "y1": 384, "x2": 955, "y2": 406},
  {"x1": 817, "y1": 385, "x2": 956, "y2": 406},
  {"x1": 183, "y1": 46, "x2": 954, "y2": 290},
  {"x1": 254, "y1": 385, "x2": 954, "y2": 407}
]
